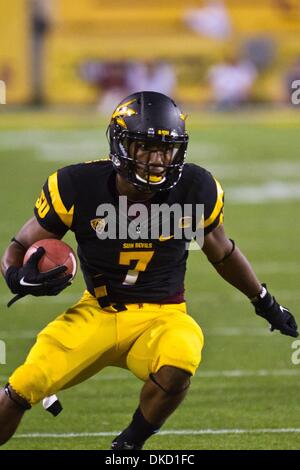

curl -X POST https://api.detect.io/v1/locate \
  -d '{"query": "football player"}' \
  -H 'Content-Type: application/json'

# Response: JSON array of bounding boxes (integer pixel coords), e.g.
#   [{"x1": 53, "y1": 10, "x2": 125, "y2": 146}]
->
[{"x1": 0, "y1": 92, "x2": 298, "y2": 449}]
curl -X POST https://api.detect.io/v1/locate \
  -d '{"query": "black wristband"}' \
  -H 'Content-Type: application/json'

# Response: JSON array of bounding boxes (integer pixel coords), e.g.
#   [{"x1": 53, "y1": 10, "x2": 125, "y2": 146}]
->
[
  {"x1": 254, "y1": 292, "x2": 274, "y2": 311},
  {"x1": 251, "y1": 284, "x2": 274, "y2": 311},
  {"x1": 11, "y1": 237, "x2": 27, "y2": 250},
  {"x1": 211, "y1": 239, "x2": 235, "y2": 266},
  {"x1": 250, "y1": 284, "x2": 267, "y2": 303}
]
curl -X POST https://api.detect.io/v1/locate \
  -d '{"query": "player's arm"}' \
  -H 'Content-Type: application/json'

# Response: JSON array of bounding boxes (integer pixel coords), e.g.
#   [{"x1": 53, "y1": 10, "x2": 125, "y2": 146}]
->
[
  {"x1": 1, "y1": 216, "x2": 72, "y2": 302},
  {"x1": 202, "y1": 224, "x2": 261, "y2": 297},
  {"x1": 1, "y1": 216, "x2": 60, "y2": 275},
  {"x1": 1, "y1": 167, "x2": 75, "y2": 301},
  {"x1": 202, "y1": 224, "x2": 298, "y2": 338}
]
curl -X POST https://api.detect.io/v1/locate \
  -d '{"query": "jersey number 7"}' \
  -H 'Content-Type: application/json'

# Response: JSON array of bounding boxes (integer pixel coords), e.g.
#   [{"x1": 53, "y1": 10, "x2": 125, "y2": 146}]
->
[{"x1": 119, "y1": 251, "x2": 154, "y2": 286}]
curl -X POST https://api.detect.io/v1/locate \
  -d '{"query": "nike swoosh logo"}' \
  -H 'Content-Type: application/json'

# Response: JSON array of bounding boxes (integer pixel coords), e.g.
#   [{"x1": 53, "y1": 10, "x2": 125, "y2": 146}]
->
[
  {"x1": 280, "y1": 306, "x2": 288, "y2": 313},
  {"x1": 159, "y1": 235, "x2": 174, "y2": 242},
  {"x1": 20, "y1": 277, "x2": 43, "y2": 287}
]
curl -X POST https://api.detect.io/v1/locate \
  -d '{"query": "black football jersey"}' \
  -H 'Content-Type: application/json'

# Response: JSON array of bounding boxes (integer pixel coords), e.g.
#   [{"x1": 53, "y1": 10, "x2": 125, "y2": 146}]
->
[{"x1": 34, "y1": 160, "x2": 224, "y2": 306}]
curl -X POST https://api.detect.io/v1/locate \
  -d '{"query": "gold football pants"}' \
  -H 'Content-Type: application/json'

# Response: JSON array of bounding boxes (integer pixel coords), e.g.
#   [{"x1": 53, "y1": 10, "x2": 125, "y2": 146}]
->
[{"x1": 9, "y1": 291, "x2": 204, "y2": 405}]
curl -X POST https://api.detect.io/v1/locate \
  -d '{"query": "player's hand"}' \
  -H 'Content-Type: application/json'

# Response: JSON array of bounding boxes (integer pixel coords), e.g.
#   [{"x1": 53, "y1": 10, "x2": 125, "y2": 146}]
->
[
  {"x1": 5, "y1": 247, "x2": 72, "y2": 297},
  {"x1": 252, "y1": 284, "x2": 298, "y2": 338}
]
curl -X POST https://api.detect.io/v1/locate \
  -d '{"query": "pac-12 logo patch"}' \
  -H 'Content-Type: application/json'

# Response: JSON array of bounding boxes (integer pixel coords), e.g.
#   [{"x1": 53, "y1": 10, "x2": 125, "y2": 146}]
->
[{"x1": 90, "y1": 218, "x2": 106, "y2": 235}]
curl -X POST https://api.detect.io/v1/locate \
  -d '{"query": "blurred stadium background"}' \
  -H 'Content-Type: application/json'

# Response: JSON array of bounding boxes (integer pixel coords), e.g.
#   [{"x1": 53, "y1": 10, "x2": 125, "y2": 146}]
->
[
  {"x1": 1, "y1": 0, "x2": 300, "y2": 105},
  {"x1": 0, "y1": 0, "x2": 300, "y2": 450}
]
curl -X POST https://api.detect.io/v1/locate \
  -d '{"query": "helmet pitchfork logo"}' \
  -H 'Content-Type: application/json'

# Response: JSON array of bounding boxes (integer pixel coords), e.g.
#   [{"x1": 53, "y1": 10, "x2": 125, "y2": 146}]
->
[{"x1": 111, "y1": 99, "x2": 137, "y2": 128}]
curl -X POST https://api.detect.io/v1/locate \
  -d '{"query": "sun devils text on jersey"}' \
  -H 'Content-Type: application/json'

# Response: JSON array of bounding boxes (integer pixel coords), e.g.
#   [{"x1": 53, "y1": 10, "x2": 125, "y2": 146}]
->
[{"x1": 34, "y1": 160, "x2": 224, "y2": 308}]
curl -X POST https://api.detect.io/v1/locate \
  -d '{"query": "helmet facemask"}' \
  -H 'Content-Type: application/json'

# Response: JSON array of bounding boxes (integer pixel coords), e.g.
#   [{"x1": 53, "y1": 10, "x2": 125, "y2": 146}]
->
[{"x1": 108, "y1": 128, "x2": 188, "y2": 192}]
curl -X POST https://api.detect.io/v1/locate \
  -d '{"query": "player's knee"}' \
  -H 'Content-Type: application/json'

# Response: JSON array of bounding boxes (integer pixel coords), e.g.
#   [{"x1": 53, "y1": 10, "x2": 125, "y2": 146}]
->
[
  {"x1": 9, "y1": 363, "x2": 51, "y2": 405},
  {"x1": 153, "y1": 325, "x2": 204, "y2": 377},
  {"x1": 153, "y1": 365, "x2": 191, "y2": 395}
]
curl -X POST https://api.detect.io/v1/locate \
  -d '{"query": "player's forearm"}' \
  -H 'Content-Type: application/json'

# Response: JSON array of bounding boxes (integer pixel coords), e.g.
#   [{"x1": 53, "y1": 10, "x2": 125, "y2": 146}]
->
[
  {"x1": 1, "y1": 243, "x2": 26, "y2": 276},
  {"x1": 211, "y1": 246, "x2": 262, "y2": 299},
  {"x1": 1, "y1": 217, "x2": 61, "y2": 278}
]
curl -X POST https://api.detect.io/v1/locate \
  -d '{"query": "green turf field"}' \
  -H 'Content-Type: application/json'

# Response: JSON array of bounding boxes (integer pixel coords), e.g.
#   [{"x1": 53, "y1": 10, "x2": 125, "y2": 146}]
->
[{"x1": 0, "y1": 108, "x2": 299, "y2": 450}]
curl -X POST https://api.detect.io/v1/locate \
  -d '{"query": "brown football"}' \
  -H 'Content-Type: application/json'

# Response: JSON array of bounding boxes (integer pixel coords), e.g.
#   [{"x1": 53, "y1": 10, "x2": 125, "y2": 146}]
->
[{"x1": 23, "y1": 239, "x2": 77, "y2": 279}]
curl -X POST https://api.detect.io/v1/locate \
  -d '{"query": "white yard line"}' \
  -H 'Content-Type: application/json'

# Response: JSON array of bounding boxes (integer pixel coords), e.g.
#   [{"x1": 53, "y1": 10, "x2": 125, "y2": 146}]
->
[
  {"x1": 1, "y1": 369, "x2": 299, "y2": 384},
  {"x1": 196, "y1": 369, "x2": 300, "y2": 378},
  {"x1": 13, "y1": 428, "x2": 300, "y2": 439},
  {"x1": 227, "y1": 182, "x2": 300, "y2": 203},
  {"x1": 1, "y1": 128, "x2": 300, "y2": 182},
  {"x1": 87, "y1": 369, "x2": 300, "y2": 381},
  {"x1": 0, "y1": 330, "x2": 40, "y2": 339},
  {"x1": 0, "y1": 131, "x2": 221, "y2": 162},
  {"x1": 206, "y1": 327, "x2": 271, "y2": 336}
]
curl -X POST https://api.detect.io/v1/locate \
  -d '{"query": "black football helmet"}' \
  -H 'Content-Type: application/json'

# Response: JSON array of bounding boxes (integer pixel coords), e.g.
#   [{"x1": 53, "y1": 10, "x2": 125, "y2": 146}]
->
[{"x1": 107, "y1": 91, "x2": 189, "y2": 191}]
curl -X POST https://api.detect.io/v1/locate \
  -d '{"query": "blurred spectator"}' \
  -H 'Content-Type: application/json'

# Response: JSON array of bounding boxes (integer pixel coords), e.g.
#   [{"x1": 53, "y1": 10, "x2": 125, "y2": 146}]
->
[
  {"x1": 183, "y1": 0, "x2": 232, "y2": 40},
  {"x1": 98, "y1": 62, "x2": 129, "y2": 113},
  {"x1": 285, "y1": 57, "x2": 300, "y2": 104},
  {"x1": 79, "y1": 59, "x2": 176, "y2": 112},
  {"x1": 0, "y1": 65, "x2": 13, "y2": 89},
  {"x1": 273, "y1": 0, "x2": 293, "y2": 14},
  {"x1": 242, "y1": 37, "x2": 277, "y2": 72},
  {"x1": 126, "y1": 60, "x2": 176, "y2": 96},
  {"x1": 208, "y1": 56, "x2": 257, "y2": 110},
  {"x1": 29, "y1": 0, "x2": 55, "y2": 105},
  {"x1": 80, "y1": 61, "x2": 128, "y2": 113}
]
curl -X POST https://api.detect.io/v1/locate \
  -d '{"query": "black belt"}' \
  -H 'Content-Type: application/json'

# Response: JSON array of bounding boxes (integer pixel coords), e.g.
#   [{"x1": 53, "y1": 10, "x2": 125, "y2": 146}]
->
[{"x1": 92, "y1": 276, "x2": 127, "y2": 313}]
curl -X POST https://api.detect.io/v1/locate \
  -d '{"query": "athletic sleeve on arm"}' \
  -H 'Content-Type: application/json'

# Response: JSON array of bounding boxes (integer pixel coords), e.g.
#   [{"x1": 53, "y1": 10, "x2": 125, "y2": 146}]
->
[
  {"x1": 34, "y1": 167, "x2": 75, "y2": 236},
  {"x1": 190, "y1": 166, "x2": 224, "y2": 237},
  {"x1": 203, "y1": 176, "x2": 224, "y2": 235}
]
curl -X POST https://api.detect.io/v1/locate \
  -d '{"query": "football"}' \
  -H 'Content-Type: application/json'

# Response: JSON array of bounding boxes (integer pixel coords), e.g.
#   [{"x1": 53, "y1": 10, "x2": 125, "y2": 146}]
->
[{"x1": 23, "y1": 239, "x2": 77, "y2": 279}]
